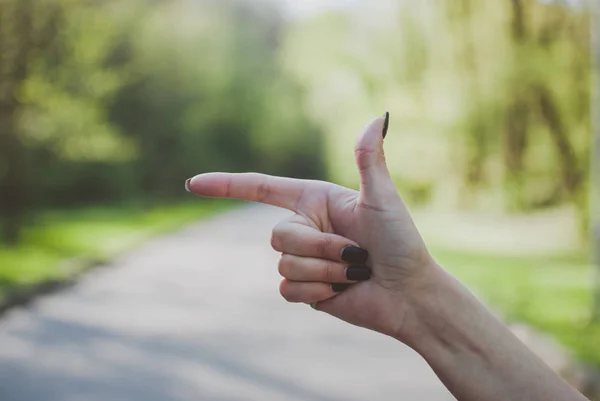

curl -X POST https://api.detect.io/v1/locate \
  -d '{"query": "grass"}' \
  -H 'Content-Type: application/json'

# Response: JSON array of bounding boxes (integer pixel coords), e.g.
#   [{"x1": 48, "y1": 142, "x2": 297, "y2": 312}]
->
[
  {"x1": 0, "y1": 200, "x2": 233, "y2": 296},
  {"x1": 1, "y1": 199, "x2": 597, "y2": 370},
  {"x1": 432, "y1": 246, "x2": 600, "y2": 369}
]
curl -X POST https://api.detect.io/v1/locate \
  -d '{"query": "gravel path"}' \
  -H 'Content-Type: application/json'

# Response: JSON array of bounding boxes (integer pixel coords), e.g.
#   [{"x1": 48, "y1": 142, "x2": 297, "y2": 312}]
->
[{"x1": 0, "y1": 205, "x2": 455, "y2": 401}]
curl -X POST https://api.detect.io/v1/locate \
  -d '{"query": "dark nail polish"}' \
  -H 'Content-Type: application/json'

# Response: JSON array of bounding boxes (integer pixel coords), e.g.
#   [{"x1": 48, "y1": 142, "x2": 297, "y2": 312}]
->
[
  {"x1": 341, "y1": 246, "x2": 368, "y2": 265},
  {"x1": 185, "y1": 178, "x2": 192, "y2": 192},
  {"x1": 382, "y1": 111, "x2": 390, "y2": 138},
  {"x1": 346, "y1": 266, "x2": 371, "y2": 281},
  {"x1": 331, "y1": 283, "x2": 352, "y2": 293}
]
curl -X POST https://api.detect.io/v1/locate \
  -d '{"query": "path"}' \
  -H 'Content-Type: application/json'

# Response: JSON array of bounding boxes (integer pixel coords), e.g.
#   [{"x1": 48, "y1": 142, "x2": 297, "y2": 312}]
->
[{"x1": 0, "y1": 205, "x2": 455, "y2": 401}]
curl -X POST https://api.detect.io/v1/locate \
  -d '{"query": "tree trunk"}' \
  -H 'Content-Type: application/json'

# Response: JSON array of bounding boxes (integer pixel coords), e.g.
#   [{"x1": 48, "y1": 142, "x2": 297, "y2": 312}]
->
[
  {"x1": 0, "y1": 105, "x2": 26, "y2": 245},
  {"x1": 590, "y1": 0, "x2": 600, "y2": 321},
  {"x1": 502, "y1": 0, "x2": 530, "y2": 209},
  {"x1": 0, "y1": 0, "x2": 34, "y2": 245},
  {"x1": 458, "y1": 0, "x2": 487, "y2": 190},
  {"x1": 535, "y1": 84, "x2": 583, "y2": 197},
  {"x1": 503, "y1": 95, "x2": 529, "y2": 208}
]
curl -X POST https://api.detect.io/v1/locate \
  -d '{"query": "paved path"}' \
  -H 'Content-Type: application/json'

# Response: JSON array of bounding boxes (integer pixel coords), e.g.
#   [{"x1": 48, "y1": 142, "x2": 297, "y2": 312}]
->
[{"x1": 0, "y1": 205, "x2": 455, "y2": 401}]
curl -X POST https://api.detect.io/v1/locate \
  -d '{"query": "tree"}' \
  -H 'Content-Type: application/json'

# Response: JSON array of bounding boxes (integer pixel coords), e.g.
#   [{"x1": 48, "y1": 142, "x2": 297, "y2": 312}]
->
[
  {"x1": 109, "y1": 0, "x2": 325, "y2": 201},
  {"x1": 591, "y1": 0, "x2": 600, "y2": 320},
  {"x1": 0, "y1": 0, "x2": 129, "y2": 244}
]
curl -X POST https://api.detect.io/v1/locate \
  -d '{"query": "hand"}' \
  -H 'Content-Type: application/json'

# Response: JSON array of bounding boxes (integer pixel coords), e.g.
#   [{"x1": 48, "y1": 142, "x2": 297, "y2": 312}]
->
[{"x1": 186, "y1": 114, "x2": 436, "y2": 340}]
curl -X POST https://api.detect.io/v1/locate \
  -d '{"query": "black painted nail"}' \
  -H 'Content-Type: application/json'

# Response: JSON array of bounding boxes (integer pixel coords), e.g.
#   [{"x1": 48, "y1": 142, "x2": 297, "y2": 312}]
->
[
  {"x1": 185, "y1": 178, "x2": 192, "y2": 192},
  {"x1": 346, "y1": 266, "x2": 371, "y2": 281},
  {"x1": 382, "y1": 111, "x2": 390, "y2": 138},
  {"x1": 331, "y1": 283, "x2": 352, "y2": 293},
  {"x1": 341, "y1": 246, "x2": 368, "y2": 265}
]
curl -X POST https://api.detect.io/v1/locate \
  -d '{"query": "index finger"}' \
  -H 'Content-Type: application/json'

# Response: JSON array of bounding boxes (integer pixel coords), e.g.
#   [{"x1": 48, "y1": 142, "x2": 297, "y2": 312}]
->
[{"x1": 186, "y1": 172, "x2": 317, "y2": 212}]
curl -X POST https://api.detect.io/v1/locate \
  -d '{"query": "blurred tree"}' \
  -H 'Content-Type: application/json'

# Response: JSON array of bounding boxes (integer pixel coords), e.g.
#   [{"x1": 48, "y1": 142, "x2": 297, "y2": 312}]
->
[
  {"x1": 0, "y1": 0, "x2": 130, "y2": 244},
  {"x1": 0, "y1": 1, "x2": 34, "y2": 244},
  {"x1": 283, "y1": 0, "x2": 590, "y2": 225},
  {"x1": 503, "y1": 0, "x2": 530, "y2": 208},
  {"x1": 1, "y1": 0, "x2": 325, "y2": 244},
  {"x1": 441, "y1": 0, "x2": 588, "y2": 213},
  {"x1": 591, "y1": 0, "x2": 600, "y2": 319},
  {"x1": 109, "y1": 0, "x2": 325, "y2": 202}
]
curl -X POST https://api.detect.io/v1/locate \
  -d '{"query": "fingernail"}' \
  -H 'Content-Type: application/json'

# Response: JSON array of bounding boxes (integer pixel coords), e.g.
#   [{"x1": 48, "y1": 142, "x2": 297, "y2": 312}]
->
[
  {"x1": 341, "y1": 246, "x2": 368, "y2": 265},
  {"x1": 382, "y1": 111, "x2": 390, "y2": 138},
  {"x1": 331, "y1": 283, "x2": 352, "y2": 293},
  {"x1": 345, "y1": 266, "x2": 371, "y2": 281},
  {"x1": 185, "y1": 178, "x2": 192, "y2": 192}
]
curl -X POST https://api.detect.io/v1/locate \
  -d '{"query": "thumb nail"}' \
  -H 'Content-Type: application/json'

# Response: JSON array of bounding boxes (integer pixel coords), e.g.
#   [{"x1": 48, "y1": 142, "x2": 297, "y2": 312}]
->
[{"x1": 382, "y1": 111, "x2": 390, "y2": 139}]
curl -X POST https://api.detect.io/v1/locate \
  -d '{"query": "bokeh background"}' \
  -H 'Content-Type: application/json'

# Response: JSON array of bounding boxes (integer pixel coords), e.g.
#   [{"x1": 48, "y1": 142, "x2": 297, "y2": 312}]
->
[{"x1": 0, "y1": 0, "x2": 599, "y2": 392}]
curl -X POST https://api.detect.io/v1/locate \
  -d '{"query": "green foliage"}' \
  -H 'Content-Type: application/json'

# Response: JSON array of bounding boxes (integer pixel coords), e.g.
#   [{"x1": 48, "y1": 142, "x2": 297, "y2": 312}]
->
[
  {"x1": 13, "y1": 0, "x2": 131, "y2": 161},
  {"x1": 435, "y1": 246, "x2": 600, "y2": 368},
  {"x1": 0, "y1": 200, "x2": 233, "y2": 288},
  {"x1": 0, "y1": 0, "x2": 326, "y2": 242},
  {"x1": 282, "y1": 0, "x2": 591, "y2": 225},
  {"x1": 108, "y1": 0, "x2": 326, "y2": 200}
]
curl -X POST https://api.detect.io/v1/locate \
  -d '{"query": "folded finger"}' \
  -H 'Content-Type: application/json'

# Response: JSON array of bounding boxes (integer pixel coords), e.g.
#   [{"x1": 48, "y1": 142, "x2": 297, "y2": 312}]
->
[
  {"x1": 271, "y1": 222, "x2": 369, "y2": 264},
  {"x1": 278, "y1": 254, "x2": 371, "y2": 283},
  {"x1": 279, "y1": 279, "x2": 347, "y2": 304}
]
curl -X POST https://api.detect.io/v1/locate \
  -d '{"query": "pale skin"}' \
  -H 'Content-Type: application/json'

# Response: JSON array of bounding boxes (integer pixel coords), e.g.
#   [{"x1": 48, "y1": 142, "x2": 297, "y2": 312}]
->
[{"x1": 186, "y1": 116, "x2": 588, "y2": 401}]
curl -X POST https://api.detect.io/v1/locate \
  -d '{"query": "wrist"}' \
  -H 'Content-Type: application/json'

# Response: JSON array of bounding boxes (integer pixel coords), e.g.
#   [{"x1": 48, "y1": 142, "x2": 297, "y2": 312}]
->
[
  {"x1": 384, "y1": 257, "x2": 446, "y2": 345},
  {"x1": 393, "y1": 260, "x2": 504, "y2": 367},
  {"x1": 390, "y1": 260, "x2": 473, "y2": 352}
]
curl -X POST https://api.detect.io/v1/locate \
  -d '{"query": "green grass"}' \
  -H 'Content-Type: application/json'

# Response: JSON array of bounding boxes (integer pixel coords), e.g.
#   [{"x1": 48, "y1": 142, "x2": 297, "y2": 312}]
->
[
  {"x1": 0, "y1": 200, "x2": 233, "y2": 295},
  {"x1": 432, "y1": 247, "x2": 600, "y2": 369},
  {"x1": 2, "y1": 200, "x2": 597, "y2": 370}
]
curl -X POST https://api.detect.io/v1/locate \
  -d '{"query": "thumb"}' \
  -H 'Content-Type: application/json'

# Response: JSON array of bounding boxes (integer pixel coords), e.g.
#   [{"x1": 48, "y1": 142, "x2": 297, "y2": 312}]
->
[{"x1": 355, "y1": 112, "x2": 399, "y2": 209}]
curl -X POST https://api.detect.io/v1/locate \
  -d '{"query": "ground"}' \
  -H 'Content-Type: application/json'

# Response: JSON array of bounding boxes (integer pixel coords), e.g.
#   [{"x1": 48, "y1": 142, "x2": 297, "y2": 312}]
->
[{"x1": 0, "y1": 205, "x2": 455, "y2": 401}]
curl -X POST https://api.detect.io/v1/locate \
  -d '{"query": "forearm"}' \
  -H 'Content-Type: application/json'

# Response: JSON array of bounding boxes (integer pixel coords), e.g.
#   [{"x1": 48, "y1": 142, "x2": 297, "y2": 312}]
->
[{"x1": 401, "y1": 263, "x2": 586, "y2": 401}]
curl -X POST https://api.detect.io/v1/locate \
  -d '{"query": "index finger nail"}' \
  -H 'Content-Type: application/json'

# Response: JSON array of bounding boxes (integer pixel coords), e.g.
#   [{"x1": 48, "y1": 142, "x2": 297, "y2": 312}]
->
[
  {"x1": 185, "y1": 178, "x2": 192, "y2": 192},
  {"x1": 341, "y1": 246, "x2": 368, "y2": 264}
]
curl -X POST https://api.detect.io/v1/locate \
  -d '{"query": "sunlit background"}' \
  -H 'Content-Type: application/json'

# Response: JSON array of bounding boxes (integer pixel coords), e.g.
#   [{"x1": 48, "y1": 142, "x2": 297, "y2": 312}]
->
[{"x1": 0, "y1": 0, "x2": 598, "y2": 399}]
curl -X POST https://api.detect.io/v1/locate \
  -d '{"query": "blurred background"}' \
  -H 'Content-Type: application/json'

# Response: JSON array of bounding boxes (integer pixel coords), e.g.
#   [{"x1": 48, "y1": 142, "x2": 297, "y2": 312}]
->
[{"x1": 0, "y1": 0, "x2": 599, "y2": 398}]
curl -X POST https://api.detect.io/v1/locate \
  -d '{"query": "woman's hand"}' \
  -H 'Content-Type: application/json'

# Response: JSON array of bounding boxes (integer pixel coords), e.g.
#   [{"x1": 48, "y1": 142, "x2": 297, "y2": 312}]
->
[
  {"x1": 186, "y1": 114, "x2": 435, "y2": 340},
  {"x1": 188, "y1": 114, "x2": 590, "y2": 401}
]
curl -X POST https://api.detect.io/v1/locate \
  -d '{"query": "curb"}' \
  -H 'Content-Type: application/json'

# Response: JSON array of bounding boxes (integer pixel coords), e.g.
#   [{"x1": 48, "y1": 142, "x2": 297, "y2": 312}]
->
[
  {"x1": 0, "y1": 209, "x2": 232, "y2": 317},
  {"x1": 0, "y1": 257, "x2": 100, "y2": 317},
  {"x1": 0, "y1": 277, "x2": 76, "y2": 316}
]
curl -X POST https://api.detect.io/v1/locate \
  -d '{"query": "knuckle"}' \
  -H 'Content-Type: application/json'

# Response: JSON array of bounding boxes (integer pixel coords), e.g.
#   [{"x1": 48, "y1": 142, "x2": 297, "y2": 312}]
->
[
  {"x1": 270, "y1": 225, "x2": 285, "y2": 251},
  {"x1": 256, "y1": 178, "x2": 271, "y2": 203},
  {"x1": 316, "y1": 235, "x2": 333, "y2": 258},
  {"x1": 354, "y1": 147, "x2": 383, "y2": 172},
  {"x1": 280, "y1": 290, "x2": 292, "y2": 302},
  {"x1": 277, "y1": 254, "x2": 289, "y2": 277},
  {"x1": 354, "y1": 147, "x2": 375, "y2": 158},
  {"x1": 323, "y1": 262, "x2": 334, "y2": 282},
  {"x1": 279, "y1": 282, "x2": 295, "y2": 302},
  {"x1": 354, "y1": 146, "x2": 373, "y2": 162}
]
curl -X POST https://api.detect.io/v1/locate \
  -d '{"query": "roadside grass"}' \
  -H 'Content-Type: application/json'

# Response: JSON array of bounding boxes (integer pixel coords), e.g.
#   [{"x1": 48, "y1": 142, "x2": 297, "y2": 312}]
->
[
  {"x1": 2, "y1": 200, "x2": 598, "y2": 369},
  {"x1": 0, "y1": 200, "x2": 233, "y2": 296},
  {"x1": 432, "y1": 246, "x2": 600, "y2": 369}
]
